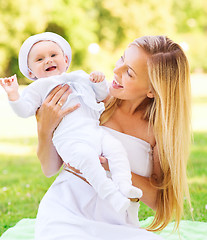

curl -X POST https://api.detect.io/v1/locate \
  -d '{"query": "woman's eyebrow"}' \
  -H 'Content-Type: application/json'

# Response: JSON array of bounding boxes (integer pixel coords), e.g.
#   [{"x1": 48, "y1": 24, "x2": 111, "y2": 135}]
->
[{"x1": 123, "y1": 52, "x2": 137, "y2": 75}]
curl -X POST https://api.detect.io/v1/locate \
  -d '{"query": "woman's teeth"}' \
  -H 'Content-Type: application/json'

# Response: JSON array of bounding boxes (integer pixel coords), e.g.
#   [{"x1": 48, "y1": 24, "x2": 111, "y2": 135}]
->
[{"x1": 112, "y1": 79, "x2": 123, "y2": 89}]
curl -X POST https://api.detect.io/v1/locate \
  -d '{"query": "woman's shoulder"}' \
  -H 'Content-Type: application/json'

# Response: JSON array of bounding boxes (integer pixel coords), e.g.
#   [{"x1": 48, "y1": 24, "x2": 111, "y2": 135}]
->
[
  {"x1": 103, "y1": 108, "x2": 156, "y2": 147},
  {"x1": 132, "y1": 109, "x2": 156, "y2": 147}
]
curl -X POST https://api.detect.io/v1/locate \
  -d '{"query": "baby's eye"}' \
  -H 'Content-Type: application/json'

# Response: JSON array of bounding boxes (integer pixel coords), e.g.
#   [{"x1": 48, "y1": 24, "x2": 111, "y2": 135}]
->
[
  {"x1": 51, "y1": 54, "x2": 56, "y2": 57},
  {"x1": 37, "y1": 58, "x2": 43, "y2": 62}
]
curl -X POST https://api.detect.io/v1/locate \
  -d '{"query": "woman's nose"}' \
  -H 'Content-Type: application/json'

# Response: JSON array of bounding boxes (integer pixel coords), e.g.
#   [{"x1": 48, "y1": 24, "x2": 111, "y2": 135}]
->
[
  {"x1": 113, "y1": 66, "x2": 119, "y2": 74},
  {"x1": 113, "y1": 59, "x2": 123, "y2": 75}
]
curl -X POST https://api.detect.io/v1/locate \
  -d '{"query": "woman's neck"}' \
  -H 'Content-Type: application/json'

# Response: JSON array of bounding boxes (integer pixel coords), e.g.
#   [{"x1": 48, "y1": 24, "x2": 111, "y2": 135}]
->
[{"x1": 119, "y1": 98, "x2": 145, "y2": 115}]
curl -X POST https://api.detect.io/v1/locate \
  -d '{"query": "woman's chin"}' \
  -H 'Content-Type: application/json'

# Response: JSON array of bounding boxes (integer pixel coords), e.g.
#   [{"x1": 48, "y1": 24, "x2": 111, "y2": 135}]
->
[{"x1": 109, "y1": 86, "x2": 123, "y2": 98}]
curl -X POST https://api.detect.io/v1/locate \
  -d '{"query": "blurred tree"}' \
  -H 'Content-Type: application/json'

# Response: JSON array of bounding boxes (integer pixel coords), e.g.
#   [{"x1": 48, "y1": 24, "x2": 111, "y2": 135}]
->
[
  {"x1": 172, "y1": 0, "x2": 207, "y2": 34},
  {"x1": 0, "y1": 0, "x2": 52, "y2": 83},
  {"x1": 101, "y1": 0, "x2": 175, "y2": 47},
  {"x1": 88, "y1": 0, "x2": 176, "y2": 79},
  {"x1": 45, "y1": 0, "x2": 97, "y2": 73},
  {"x1": 0, "y1": 0, "x2": 207, "y2": 84},
  {"x1": 172, "y1": 0, "x2": 207, "y2": 72}
]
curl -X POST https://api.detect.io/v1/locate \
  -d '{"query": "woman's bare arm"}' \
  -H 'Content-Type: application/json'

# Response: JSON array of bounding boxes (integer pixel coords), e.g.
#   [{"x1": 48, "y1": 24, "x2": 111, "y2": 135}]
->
[
  {"x1": 36, "y1": 84, "x2": 80, "y2": 177},
  {"x1": 131, "y1": 173, "x2": 157, "y2": 210},
  {"x1": 37, "y1": 121, "x2": 63, "y2": 178},
  {"x1": 132, "y1": 144, "x2": 162, "y2": 210}
]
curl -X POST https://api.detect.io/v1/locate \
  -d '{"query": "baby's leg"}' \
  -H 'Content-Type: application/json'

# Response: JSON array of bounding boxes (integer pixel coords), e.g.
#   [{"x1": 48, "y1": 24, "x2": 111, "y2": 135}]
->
[
  {"x1": 101, "y1": 131, "x2": 143, "y2": 199},
  {"x1": 54, "y1": 140, "x2": 130, "y2": 214}
]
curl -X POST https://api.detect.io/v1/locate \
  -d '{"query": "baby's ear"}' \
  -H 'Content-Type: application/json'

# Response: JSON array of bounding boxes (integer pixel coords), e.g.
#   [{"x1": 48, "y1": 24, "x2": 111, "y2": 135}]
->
[
  {"x1": 65, "y1": 55, "x2": 69, "y2": 64},
  {"x1": 64, "y1": 55, "x2": 70, "y2": 70},
  {"x1": 28, "y1": 70, "x2": 36, "y2": 79}
]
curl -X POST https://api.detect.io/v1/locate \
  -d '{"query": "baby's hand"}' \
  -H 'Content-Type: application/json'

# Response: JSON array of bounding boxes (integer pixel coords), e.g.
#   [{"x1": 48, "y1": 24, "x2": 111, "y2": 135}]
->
[
  {"x1": 89, "y1": 71, "x2": 105, "y2": 83},
  {"x1": 0, "y1": 74, "x2": 20, "y2": 101},
  {"x1": 0, "y1": 74, "x2": 17, "y2": 87}
]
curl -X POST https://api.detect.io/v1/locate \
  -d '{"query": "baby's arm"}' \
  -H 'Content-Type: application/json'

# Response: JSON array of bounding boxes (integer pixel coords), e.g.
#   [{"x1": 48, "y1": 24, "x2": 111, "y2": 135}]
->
[
  {"x1": 1, "y1": 75, "x2": 41, "y2": 118},
  {"x1": 89, "y1": 71, "x2": 109, "y2": 101},
  {"x1": 0, "y1": 75, "x2": 20, "y2": 101}
]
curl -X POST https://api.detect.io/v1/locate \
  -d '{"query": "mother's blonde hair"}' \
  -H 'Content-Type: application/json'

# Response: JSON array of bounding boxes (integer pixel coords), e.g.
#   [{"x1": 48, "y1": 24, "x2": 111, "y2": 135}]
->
[{"x1": 101, "y1": 36, "x2": 191, "y2": 231}]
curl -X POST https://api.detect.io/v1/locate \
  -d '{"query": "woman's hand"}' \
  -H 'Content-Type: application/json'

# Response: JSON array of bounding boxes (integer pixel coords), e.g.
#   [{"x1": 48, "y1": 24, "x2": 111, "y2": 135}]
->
[
  {"x1": 99, "y1": 156, "x2": 109, "y2": 171},
  {"x1": 64, "y1": 156, "x2": 109, "y2": 175},
  {"x1": 65, "y1": 163, "x2": 82, "y2": 174},
  {"x1": 36, "y1": 84, "x2": 80, "y2": 136}
]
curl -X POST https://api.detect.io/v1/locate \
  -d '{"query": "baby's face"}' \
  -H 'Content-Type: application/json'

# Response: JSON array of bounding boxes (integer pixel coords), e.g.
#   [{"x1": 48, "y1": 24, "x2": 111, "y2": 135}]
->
[{"x1": 28, "y1": 40, "x2": 68, "y2": 79}]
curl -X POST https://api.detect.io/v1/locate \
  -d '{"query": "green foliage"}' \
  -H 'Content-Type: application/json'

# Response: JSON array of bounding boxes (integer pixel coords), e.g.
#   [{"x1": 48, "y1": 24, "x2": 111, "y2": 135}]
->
[
  {"x1": 182, "y1": 33, "x2": 207, "y2": 72},
  {"x1": 172, "y1": 0, "x2": 207, "y2": 72},
  {"x1": 0, "y1": 0, "x2": 52, "y2": 83},
  {"x1": 0, "y1": 0, "x2": 207, "y2": 84},
  {"x1": 172, "y1": 0, "x2": 207, "y2": 33}
]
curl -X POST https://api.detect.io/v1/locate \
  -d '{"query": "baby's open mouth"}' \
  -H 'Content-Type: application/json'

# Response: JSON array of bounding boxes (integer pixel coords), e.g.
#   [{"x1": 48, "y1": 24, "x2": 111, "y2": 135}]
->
[{"x1": 46, "y1": 66, "x2": 56, "y2": 71}]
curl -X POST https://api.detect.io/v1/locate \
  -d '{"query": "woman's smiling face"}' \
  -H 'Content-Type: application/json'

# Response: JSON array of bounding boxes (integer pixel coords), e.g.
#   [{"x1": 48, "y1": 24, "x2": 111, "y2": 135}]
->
[{"x1": 110, "y1": 45, "x2": 152, "y2": 102}]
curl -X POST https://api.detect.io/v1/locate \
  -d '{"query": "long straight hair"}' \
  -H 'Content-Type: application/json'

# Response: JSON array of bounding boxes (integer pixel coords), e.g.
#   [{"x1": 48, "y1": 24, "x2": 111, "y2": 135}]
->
[{"x1": 101, "y1": 36, "x2": 192, "y2": 231}]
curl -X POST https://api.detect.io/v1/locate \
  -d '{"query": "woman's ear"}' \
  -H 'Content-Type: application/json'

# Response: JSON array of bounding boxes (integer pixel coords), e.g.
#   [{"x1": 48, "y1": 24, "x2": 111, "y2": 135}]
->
[{"x1": 147, "y1": 88, "x2": 154, "y2": 99}]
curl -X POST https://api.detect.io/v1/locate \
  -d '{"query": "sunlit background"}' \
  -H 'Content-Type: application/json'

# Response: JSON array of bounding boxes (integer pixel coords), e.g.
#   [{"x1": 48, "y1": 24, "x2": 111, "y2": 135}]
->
[
  {"x1": 0, "y1": 0, "x2": 207, "y2": 135},
  {"x1": 1, "y1": 0, "x2": 207, "y2": 81}
]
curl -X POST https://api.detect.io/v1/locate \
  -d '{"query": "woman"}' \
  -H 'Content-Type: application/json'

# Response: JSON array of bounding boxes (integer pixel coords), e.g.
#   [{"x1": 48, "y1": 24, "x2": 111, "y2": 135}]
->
[{"x1": 35, "y1": 35, "x2": 191, "y2": 239}]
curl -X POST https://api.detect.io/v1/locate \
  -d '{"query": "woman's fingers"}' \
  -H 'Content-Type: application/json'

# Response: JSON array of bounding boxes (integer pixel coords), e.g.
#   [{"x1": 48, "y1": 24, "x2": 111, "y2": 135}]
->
[
  {"x1": 61, "y1": 103, "x2": 80, "y2": 117},
  {"x1": 51, "y1": 84, "x2": 70, "y2": 105},
  {"x1": 36, "y1": 83, "x2": 80, "y2": 134},
  {"x1": 35, "y1": 83, "x2": 80, "y2": 136},
  {"x1": 65, "y1": 163, "x2": 82, "y2": 174},
  {"x1": 44, "y1": 84, "x2": 63, "y2": 103},
  {"x1": 55, "y1": 85, "x2": 71, "y2": 107},
  {"x1": 99, "y1": 156, "x2": 109, "y2": 171}
]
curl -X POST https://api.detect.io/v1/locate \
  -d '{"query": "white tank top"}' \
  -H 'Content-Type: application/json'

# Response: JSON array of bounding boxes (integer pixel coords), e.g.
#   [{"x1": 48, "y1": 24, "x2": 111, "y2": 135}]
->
[{"x1": 102, "y1": 127, "x2": 153, "y2": 177}]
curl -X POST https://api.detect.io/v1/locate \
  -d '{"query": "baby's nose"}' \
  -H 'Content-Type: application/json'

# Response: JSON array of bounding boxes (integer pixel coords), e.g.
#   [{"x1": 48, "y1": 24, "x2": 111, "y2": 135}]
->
[{"x1": 46, "y1": 57, "x2": 52, "y2": 64}]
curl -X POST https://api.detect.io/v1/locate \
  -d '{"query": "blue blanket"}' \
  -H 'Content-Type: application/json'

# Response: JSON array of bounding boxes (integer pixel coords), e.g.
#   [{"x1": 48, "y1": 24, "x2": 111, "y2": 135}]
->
[{"x1": 1, "y1": 217, "x2": 207, "y2": 240}]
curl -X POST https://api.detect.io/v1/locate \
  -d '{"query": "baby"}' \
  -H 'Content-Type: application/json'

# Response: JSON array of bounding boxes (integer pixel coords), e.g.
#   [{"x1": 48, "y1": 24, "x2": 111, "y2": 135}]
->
[{"x1": 0, "y1": 32, "x2": 142, "y2": 219}]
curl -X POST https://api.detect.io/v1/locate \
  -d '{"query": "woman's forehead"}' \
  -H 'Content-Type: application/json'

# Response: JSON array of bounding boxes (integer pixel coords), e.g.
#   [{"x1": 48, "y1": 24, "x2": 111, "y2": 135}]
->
[{"x1": 124, "y1": 45, "x2": 148, "y2": 71}]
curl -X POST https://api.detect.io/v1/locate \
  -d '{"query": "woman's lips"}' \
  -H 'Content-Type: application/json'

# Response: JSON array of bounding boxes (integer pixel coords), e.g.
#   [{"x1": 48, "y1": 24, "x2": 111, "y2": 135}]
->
[{"x1": 112, "y1": 79, "x2": 123, "y2": 89}]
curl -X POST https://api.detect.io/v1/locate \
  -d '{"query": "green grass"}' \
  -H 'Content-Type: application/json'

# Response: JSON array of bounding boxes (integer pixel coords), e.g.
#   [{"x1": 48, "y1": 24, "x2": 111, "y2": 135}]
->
[
  {"x1": 0, "y1": 132, "x2": 207, "y2": 236},
  {"x1": 186, "y1": 132, "x2": 207, "y2": 221},
  {"x1": 0, "y1": 137, "x2": 57, "y2": 235}
]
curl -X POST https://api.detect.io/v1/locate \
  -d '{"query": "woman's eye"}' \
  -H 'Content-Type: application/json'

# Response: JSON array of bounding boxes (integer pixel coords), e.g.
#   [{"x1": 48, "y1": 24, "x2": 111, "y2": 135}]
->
[
  {"x1": 120, "y1": 56, "x2": 124, "y2": 61},
  {"x1": 127, "y1": 70, "x2": 132, "y2": 77}
]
